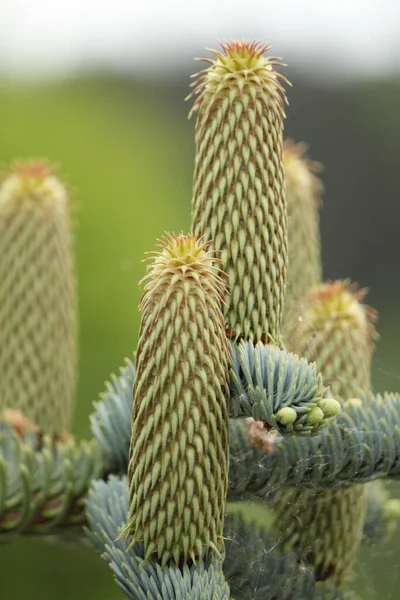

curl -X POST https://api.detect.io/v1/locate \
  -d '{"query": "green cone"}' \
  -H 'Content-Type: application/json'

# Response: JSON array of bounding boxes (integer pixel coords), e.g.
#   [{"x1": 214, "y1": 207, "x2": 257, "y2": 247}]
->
[
  {"x1": 189, "y1": 41, "x2": 289, "y2": 344},
  {"x1": 0, "y1": 161, "x2": 77, "y2": 435},
  {"x1": 283, "y1": 140, "x2": 323, "y2": 323},
  {"x1": 125, "y1": 234, "x2": 231, "y2": 566},
  {"x1": 274, "y1": 281, "x2": 378, "y2": 585}
]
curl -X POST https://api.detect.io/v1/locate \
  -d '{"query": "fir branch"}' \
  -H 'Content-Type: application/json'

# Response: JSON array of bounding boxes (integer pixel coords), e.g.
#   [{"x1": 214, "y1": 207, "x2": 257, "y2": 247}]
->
[
  {"x1": 86, "y1": 476, "x2": 358, "y2": 600},
  {"x1": 90, "y1": 353, "x2": 400, "y2": 494},
  {"x1": 0, "y1": 420, "x2": 103, "y2": 537},
  {"x1": 229, "y1": 393, "x2": 400, "y2": 498},
  {"x1": 224, "y1": 511, "x2": 315, "y2": 599},
  {"x1": 86, "y1": 476, "x2": 229, "y2": 600},
  {"x1": 90, "y1": 340, "x2": 341, "y2": 475},
  {"x1": 363, "y1": 480, "x2": 400, "y2": 544},
  {"x1": 230, "y1": 341, "x2": 340, "y2": 436},
  {"x1": 90, "y1": 357, "x2": 135, "y2": 472}
]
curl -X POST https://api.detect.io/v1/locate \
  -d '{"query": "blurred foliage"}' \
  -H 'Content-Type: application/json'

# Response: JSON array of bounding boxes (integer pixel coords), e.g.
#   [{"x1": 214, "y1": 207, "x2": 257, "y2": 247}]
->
[{"x1": 0, "y1": 72, "x2": 399, "y2": 599}]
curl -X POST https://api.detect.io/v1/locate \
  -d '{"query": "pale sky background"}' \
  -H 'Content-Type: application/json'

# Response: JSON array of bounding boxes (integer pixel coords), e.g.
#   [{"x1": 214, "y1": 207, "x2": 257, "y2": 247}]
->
[{"x1": 0, "y1": 0, "x2": 399, "y2": 80}]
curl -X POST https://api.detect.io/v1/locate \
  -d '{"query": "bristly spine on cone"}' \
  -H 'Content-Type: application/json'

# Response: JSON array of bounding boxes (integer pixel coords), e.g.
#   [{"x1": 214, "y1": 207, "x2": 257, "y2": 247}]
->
[
  {"x1": 188, "y1": 41, "x2": 290, "y2": 345},
  {"x1": 124, "y1": 234, "x2": 231, "y2": 567},
  {"x1": 0, "y1": 161, "x2": 77, "y2": 435}
]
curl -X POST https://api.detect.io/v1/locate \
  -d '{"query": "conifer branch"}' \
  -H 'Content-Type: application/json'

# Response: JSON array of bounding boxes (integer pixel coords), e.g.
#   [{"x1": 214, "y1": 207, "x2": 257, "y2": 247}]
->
[
  {"x1": 86, "y1": 476, "x2": 359, "y2": 600},
  {"x1": 0, "y1": 420, "x2": 102, "y2": 537},
  {"x1": 229, "y1": 392, "x2": 400, "y2": 497},
  {"x1": 230, "y1": 341, "x2": 340, "y2": 436},
  {"x1": 90, "y1": 357, "x2": 135, "y2": 473},
  {"x1": 86, "y1": 476, "x2": 229, "y2": 600}
]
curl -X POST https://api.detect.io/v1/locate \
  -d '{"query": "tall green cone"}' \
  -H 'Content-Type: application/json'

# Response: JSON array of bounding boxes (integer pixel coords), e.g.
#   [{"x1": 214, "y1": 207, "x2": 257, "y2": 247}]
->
[
  {"x1": 188, "y1": 41, "x2": 289, "y2": 344},
  {"x1": 283, "y1": 140, "x2": 323, "y2": 323},
  {"x1": 0, "y1": 161, "x2": 77, "y2": 435},
  {"x1": 124, "y1": 234, "x2": 231, "y2": 566},
  {"x1": 272, "y1": 281, "x2": 378, "y2": 586}
]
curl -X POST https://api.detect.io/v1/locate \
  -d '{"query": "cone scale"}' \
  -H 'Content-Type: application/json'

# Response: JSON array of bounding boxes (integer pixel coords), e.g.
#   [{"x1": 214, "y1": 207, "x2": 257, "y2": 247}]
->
[
  {"x1": 189, "y1": 41, "x2": 289, "y2": 344},
  {"x1": 125, "y1": 234, "x2": 231, "y2": 567},
  {"x1": 0, "y1": 162, "x2": 77, "y2": 435}
]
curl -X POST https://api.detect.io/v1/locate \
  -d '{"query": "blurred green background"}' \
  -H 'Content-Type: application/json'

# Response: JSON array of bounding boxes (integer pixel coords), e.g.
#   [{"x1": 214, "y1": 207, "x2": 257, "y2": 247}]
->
[{"x1": 0, "y1": 68, "x2": 400, "y2": 598}]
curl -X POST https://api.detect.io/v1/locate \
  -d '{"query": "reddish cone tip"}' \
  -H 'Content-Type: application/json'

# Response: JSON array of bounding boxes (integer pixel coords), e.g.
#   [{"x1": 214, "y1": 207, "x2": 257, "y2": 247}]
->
[
  {"x1": 139, "y1": 232, "x2": 228, "y2": 306},
  {"x1": 13, "y1": 161, "x2": 54, "y2": 181},
  {"x1": 187, "y1": 39, "x2": 290, "y2": 117},
  {"x1": 284, "y1": 139, "x2": 324, "y2": 205},
  {"x1": 307, "y1": 280, "x2": 379, "y2": 346}
]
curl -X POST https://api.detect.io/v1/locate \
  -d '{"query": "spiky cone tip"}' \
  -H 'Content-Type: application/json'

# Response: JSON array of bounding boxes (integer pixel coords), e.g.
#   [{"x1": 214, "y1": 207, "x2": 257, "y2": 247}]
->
[
  {"x1": 283, "y1": 139, "x2": 323, "y2": 203},
  {"x1": 0, "y1": 160, "x2": 77, "y2": 220},
  {"x1": 187, "y1": 40, "x2": 290, "y2": 119},
  {"x1": 124, "y1": 233, "x2": 231, "y2": 567}
]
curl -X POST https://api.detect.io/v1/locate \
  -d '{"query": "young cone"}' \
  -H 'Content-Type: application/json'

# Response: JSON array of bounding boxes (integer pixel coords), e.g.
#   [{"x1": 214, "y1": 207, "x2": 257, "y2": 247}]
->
[
  {"x1": 283, "y1": 140, "x2": 323, "y2": 323},
  {"x1": 125, "y1": 234, "x2": 231, "y2": 566},
  {"x1": 0, "y1": 162, "x2": 77, "y2": 435},
  {"x1": 188, "y1": 41, "x2": 289, "y2": 344},
  {"x1": 273, "y1": 281, "x2": 378, "y2": 586}
]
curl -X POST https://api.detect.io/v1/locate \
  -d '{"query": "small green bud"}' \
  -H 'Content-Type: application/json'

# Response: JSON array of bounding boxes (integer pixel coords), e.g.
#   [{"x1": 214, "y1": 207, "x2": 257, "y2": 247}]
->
[
  {"x1": 306, "y1": 406, "x2": 324, "y2": 425},
  {"x1": 319, "y1": 398, "x2": 341, "y2": 419},
  {"x1": 276, "y1": 406, "x2": 297, "y2": 425},
  {"x1": 384, "y1": 499, "x2": 400, "y2": 523}
]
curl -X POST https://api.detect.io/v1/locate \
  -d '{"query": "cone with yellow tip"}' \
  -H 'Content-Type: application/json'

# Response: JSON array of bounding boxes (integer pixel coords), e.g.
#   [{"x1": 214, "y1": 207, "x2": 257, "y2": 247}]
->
[
  {"x1": 188, "y1": 41, "x2": 289, "y2": 344},
  {"x1": 124, "y1": 234, "x2": 231, "y2": 566},
  {"x1": 0, "y1": 161, "x2": 77, "y2": 435}
]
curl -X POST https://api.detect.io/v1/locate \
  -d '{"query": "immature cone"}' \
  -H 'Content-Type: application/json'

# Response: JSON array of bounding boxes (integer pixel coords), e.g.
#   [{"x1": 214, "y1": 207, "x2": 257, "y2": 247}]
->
[
  {"x1": 272, "y1": 280, "x2": 378, "y2": 586},
  {"x1": 283, "y1": 140, "x2": 323, "y2": 323},
  {"x1": 0, "y1": 162, "x2": 77, "y2": 435},
  {"x1": 189, "y1": 41, "x2": 289, "y2": 344},
  {"x1": 125, "y1": 234, "x2": 231, "y2": 566}
]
